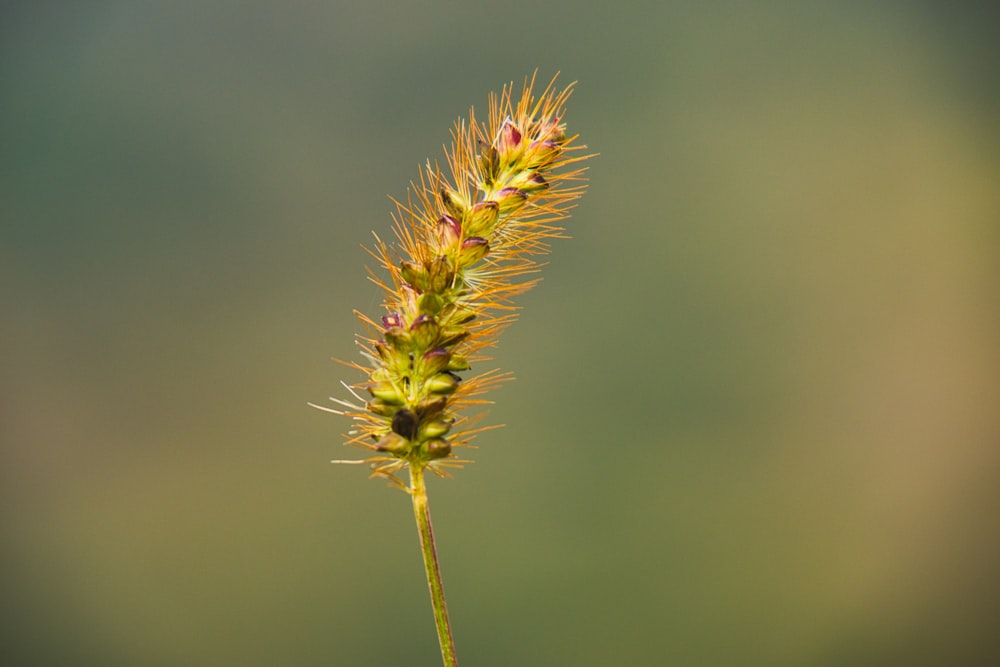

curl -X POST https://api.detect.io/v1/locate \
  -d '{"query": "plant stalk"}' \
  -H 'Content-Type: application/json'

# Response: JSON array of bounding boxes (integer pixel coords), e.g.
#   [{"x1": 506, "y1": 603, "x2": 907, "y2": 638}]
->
[{"x1": 410, "y1": 464, "x2": 459, "y2": 667}]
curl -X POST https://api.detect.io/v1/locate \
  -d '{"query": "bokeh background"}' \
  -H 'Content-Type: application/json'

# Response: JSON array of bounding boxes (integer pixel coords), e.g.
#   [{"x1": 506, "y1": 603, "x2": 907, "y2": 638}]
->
[{"x1": 3, "y1": 2, "x2": 998, "y2": 665}]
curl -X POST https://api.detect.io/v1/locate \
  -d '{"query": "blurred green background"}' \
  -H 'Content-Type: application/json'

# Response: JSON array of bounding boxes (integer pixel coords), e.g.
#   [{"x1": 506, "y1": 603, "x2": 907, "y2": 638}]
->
[{"x1": 3, "y1": 2, "x2": 999, "y2": 665}]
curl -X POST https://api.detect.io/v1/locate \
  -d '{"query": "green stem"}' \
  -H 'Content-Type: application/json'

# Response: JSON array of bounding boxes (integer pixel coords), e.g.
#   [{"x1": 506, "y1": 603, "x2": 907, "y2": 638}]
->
[{"x1": 410, "y1": 463, "x2": 459, "y2": 667}]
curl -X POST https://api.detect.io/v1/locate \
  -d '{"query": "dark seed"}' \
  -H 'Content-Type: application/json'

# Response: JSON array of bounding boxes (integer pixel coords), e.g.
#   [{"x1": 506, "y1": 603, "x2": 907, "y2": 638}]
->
[{"x1": 391, "y1": 408, "x2": 419, "y2": 440}]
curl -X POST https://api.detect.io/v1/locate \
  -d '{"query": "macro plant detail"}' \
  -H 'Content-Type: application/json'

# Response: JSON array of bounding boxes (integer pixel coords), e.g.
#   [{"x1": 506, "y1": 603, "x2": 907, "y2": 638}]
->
[{"x1": 313, "y1": 73, "x2": 590, "y2": 667}]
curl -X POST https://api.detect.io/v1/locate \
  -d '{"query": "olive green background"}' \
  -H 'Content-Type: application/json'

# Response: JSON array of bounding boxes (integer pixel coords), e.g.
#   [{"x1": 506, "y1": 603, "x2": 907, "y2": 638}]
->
[{"x1": 3, "y1": 2, "x2": 998, "y2": 665}]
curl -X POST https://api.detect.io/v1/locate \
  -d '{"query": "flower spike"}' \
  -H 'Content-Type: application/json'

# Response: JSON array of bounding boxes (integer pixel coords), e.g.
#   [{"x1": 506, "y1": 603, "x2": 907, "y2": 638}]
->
[{"x1": 320, "y1": 73, "x2": 591, "y2": 486}]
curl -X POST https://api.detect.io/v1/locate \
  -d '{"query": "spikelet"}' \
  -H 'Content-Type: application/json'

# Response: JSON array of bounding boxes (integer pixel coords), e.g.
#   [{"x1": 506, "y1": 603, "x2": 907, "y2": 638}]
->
[{"x1": 316, "y1": 73, "x2": 591, "y2": 487}]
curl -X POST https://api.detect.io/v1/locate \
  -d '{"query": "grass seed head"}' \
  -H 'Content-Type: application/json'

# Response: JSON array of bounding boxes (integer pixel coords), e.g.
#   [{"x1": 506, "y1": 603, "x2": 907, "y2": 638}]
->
[{"x1": 323, "y1": 72, "x2": 591, "y2": 485}]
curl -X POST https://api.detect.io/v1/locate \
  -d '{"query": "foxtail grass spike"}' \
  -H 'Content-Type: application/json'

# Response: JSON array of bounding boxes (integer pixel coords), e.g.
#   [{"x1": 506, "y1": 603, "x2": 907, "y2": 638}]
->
[
  {"x1": 318, "y1": 72, "x2": 591, "y2": 487},
  {"x1": 313, "y1": 72, "x2": 591, "y2": 667}
]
